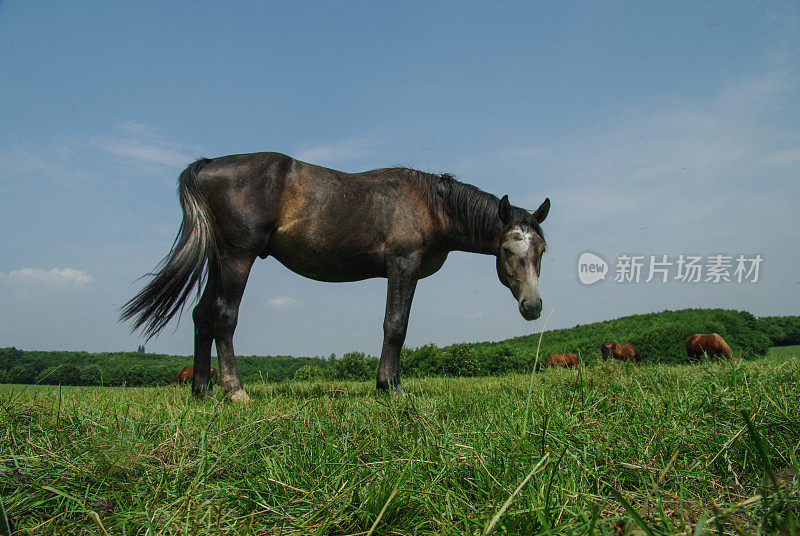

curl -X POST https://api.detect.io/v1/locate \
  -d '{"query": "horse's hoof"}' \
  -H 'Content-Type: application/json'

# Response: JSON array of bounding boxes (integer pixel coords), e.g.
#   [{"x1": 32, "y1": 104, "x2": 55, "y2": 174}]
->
[
  {"x1": 376, "y1": 383, "x2": 404, "y2": 396},
  {"x1": 229, "y1": 389, "x2": 251, "y2": 403}
]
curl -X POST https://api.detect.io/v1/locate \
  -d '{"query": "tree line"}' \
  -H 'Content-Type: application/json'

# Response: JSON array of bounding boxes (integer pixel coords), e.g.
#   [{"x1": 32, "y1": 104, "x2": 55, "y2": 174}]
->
[
  {"x1": 2, "y1": 309, "x2": 798, "y2": 386},
  {"x1": 0, "y1": 349, "x2": 327, "y2": 386}
]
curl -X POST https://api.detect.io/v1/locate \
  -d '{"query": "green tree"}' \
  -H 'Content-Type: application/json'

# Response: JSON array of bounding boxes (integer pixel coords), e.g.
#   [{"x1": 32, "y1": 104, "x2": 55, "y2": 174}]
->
[
  {"x1": 60, "y1": 363, "x2": 81, "y2": 386},
  {"x1": 80, "y1": 364, "x2": 104, "y2": 386},
  {"x1": 443, "y1": 344, "x2": 479, "y2": 376},
  {"x1": 104, "y1": 366, "x2": 125, "y2": 386},
  {"x1": 333, "y1": 352, "x2": 376, "y2": 380},
  {"x1": 125, "y1": 365, "x2": 146, "y2": 386},
  {"x1": 294, "y1": 365, "x2": 332, "y2": 381},
  {"x1": 8, "y1": 364, "x2": 37, "y2": 384},
  {"x1": 479, "y1": 344, "x2": 520, "y2": 374},
  {"x1": 401, "y1": 344, "x2": 441, "y2": 377},
  {"x1": 36, "y1": 366, "x2": 59, "y2": 385},
  {"x1": 0, "y1": 347, "x2": 23, "y2": 370}
]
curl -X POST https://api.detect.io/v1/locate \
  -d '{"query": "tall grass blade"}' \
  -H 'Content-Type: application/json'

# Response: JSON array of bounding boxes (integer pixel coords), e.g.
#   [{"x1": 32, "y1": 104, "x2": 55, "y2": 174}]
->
[
  {"x1": 0, "y1": 494, "x2": 12, "y2": 536},
  {"x1": 522, "y1": 308, "x2": 554, "y2": 437},
  {"x1": 42, "y1": 485, "x2": 84, "y2": 507},
  {"x1": 483, "y1": 452, "x2": 550, "y2": 535},
  {"x1": 741, "y1": 410, "x2": 777, "y2": 489},
  {"x1": 366, "y1": 488, "x2": 398, "y2": 536},
  {"x1": 587, "y1": 503, "x2": 600, "y2": 535},
  {"x1": 608, "y1": 485, "x2": 658, "y2": 536}
]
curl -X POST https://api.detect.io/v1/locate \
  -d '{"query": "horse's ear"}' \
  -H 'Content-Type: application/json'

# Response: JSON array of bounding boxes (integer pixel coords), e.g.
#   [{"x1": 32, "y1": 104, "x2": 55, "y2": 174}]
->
[
  {"x1": 499, "y1": 195, "x2": 512, "y2": 224},
  {"x1": 532, "y1": 197, "x2": 550, "y2": 223}
]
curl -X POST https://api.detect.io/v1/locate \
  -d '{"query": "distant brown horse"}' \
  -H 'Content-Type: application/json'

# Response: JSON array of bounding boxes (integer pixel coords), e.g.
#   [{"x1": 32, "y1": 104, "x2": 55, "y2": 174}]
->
[
  {"x1": 600, "y1": 341, "x2": 641, "y2": 362},
  {"x1": 686, "y1": 333, "x2": 732, "y2": 359},
  {"x1": 122, "y1": 152, "x2": 549, "y2": 400},
  {"x1": 547, "y1": 353, "x2": 579, "y2": 367},
  {"x1": 172, "y1": 366, "x2": 217, "y2": 385}
]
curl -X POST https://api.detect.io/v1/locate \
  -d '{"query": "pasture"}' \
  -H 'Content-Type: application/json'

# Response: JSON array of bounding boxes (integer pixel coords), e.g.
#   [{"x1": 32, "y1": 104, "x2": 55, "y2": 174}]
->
[{"x1": 1, "y1": 348, "x2": 798, "y2": 535}]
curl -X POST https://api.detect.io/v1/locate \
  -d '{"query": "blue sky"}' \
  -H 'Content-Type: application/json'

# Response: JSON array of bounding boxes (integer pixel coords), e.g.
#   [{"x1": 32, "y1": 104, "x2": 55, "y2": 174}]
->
[{"x1": 1, "y1": 1, "x2": 798, "y2": 358}]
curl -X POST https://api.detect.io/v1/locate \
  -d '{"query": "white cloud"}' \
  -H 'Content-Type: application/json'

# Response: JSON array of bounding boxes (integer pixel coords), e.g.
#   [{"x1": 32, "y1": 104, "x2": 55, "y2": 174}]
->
[
  {"x1": 266, "y1": 296, "x2": 302, "y2": 309},
  {"x1": 0, "y1": 268, "x2": 94, "y2": 288},
  {"x1": 0, "y1": 143, "x2": 101, "y2": 197},
  {"x1": 296, "y1": 137, "x2": 376, "y2": 163},
  {"x1": 118, "y1": 121, "x2": 157, "y2": 136},
  {"x1": 758, "y1": 146, "x2": 800, "y2": 166},
  {"x1": 92, "y1": 122, "x2": 201, "y2": 168},
  {"x1": 519, "y1": 64, "x2": 800, "y2": 238},
  {"x1": 99, "y1": 140, "x2": 196, "y2": 168}
]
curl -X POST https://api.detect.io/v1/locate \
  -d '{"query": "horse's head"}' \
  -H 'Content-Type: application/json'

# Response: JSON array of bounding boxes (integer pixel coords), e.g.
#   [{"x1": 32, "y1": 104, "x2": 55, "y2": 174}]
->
[
  {"x1": 495, "y1": 196, "x2": 549, "y2": 320},
  {"x1": 600, "y1": 341, "x2": 617, "y2": 358}
]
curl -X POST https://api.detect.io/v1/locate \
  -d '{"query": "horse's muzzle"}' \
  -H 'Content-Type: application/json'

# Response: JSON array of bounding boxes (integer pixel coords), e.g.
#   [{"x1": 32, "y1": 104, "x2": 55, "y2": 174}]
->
[{"x1": 519, "y1": 297, "x2": 542, "y2": 320}]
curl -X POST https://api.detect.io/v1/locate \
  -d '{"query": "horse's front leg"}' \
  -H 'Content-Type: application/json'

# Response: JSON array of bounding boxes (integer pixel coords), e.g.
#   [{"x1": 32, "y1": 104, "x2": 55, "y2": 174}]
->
[{"x1": 377, "y1": 272, "x2": 418, "y2": 391}]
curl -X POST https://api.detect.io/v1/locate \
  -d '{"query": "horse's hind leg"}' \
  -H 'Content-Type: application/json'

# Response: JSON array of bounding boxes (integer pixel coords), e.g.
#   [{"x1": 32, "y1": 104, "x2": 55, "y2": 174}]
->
[
  {"x1": 191, "y1": 277, "x2": 216, "y2": 398},
  {"x1": 213, "y1": 252, "x2": 256, "y2": 402}
]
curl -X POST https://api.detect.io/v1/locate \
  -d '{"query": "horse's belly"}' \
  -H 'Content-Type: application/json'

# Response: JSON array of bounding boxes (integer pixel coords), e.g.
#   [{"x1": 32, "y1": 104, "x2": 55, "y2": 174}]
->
[
  {"x1": 268, "y1": 235, "x2": 386, "y2": 282},
  {"x1": 272, "y1": 254, "x2": 384, "y2": 282}
]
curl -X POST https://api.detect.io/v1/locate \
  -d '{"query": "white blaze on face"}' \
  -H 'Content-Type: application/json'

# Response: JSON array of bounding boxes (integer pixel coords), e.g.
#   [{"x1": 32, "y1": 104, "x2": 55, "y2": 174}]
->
[
  {"x1": 506, "y1": 229, "x2": 534, "y2": 256},
  {"x1": 504, "y1": 227, "x2": 539, "y2": 298}
]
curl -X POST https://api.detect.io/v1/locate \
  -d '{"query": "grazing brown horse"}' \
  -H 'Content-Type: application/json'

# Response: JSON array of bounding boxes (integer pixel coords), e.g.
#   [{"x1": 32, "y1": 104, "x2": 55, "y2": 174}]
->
[
  {"x1": 122, "y1": 152, "x2": 549, "y2": 400},
  {"x1": 172, "y1": 366, "x2": 218, "y2": 385},
  {"x1": 547, "y1": 353, "x2": 579, "y2": 367},
  {"x1": 686, "y1": 333, "x2": 732, "y2": 359},
  {"x1": 600, "y1": 341, "x2": 641, "y2": 362}
]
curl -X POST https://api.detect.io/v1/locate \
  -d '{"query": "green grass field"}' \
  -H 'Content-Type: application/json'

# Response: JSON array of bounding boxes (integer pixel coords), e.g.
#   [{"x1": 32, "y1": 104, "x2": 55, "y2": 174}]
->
[{"x1": 1, "y1": 348, "x2": 799, "y2": 535}]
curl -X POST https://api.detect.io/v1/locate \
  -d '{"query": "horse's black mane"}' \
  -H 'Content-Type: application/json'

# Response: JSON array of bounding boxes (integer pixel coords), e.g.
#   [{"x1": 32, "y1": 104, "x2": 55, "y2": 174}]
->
[{"x1": 390, "y1": 168, "x2": 544, "y2": 245}]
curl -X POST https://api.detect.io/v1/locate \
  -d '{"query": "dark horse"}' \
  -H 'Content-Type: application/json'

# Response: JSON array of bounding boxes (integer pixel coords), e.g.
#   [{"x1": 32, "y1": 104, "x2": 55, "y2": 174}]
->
[{"x1": 121, "y1": 152, "x2": 549, "y2": 400}]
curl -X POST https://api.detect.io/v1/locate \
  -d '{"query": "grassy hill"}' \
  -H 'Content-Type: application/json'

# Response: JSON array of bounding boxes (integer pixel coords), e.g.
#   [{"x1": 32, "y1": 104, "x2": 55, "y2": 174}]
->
[
  {"x1": 470, "y1": 307, "x2": 773, "y2": 364},
  {"x1": 400, "y1": 308, "x2": 777, "y2": 379}
]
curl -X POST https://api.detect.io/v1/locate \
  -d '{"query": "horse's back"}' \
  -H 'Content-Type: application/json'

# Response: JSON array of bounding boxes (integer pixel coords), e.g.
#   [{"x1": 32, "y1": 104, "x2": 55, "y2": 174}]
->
[
  {"x1": 199, "y1": 152, "x2": 402, "y2": 191},
  {"x1": 686, "y1": 333, "x2": 731, "y2": 358},
  {"x1": 548, "y1": 353, "x2": 578, "y2": 367},
  {"x1": 194, "y1": 152, "x2": 428, "y2": 237},
  {"x1": 617, "y1": 343, "x2": 639, "y2": 360}
]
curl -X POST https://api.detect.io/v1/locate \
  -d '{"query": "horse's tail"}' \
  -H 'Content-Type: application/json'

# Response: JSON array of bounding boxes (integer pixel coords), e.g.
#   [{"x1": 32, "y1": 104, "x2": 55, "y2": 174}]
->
[{"x1": 120, "y1": 158, "x2": 216, "y2": 340}]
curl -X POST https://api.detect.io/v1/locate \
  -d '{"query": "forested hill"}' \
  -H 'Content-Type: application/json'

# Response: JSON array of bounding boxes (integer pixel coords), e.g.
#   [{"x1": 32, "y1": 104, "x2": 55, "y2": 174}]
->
[
  {"x1": 470, "y1": 308, "x2": 789, "y2": 364},
  {"x1": 1, "y1": 309, "x2": 798, "y2": 385},
  {"x1": 398, "y1": 309, "x2": 794, "y2": 378}
]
